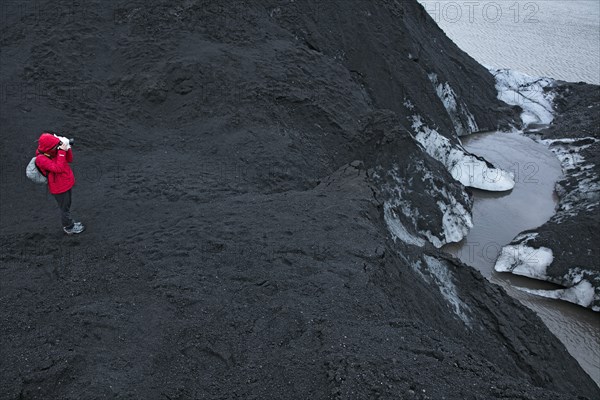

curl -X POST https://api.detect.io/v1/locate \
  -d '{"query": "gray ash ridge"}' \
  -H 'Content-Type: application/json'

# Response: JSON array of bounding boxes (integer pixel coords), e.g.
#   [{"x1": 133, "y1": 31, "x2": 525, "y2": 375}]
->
[{"x1": 1, "y1": 0, "x2": 598, "y2": 399}]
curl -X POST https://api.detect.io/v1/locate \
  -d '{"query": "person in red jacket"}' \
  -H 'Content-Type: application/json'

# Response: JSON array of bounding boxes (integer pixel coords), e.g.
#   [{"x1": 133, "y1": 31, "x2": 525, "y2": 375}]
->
[{"x1": 35, "y1": 132, "x2": 85, "y2": 235}]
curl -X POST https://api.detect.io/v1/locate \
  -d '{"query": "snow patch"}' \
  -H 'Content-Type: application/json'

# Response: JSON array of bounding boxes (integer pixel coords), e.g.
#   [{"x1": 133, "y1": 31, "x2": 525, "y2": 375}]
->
[
  {"x1": 491, "y1": 68, "x2": 555, "y2": 127},
  {"x1": 494, "y1": 244, "x2": 554, "y2": 280},
  {"x1": 411, "y1": 116, "x2": 515, "y2": 191},
  {"x1": 423, "y1": 255, "x2": 471, "y2": 325},
  {"x1": 428, "y1": 73, "x2": 478, "y2": 136},
  {"x1": 403, "y1": 98, "x2": 415, "y2": 110}
]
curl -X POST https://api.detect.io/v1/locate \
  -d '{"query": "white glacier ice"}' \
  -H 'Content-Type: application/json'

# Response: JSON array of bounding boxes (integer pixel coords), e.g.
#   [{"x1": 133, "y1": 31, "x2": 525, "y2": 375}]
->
[
  {"x1": 540, "y1": 137, "x2": 598, "y2": 172},
  {"x1": 383, "y1": 201, "x2": 426, "y2": 247},
  {"x1": 513, "y1": 232, "x2": 539, "y2": 243},
  {"x1": 494, "y1": 244, "x2": 554, "y2": 280},
  {"x1": 437, "y1": 199, "x2": 471, "y2": 245},
  {"x1": 379, "y1": 161, "x2": 473, "y2": 248},
  {"x1": 411, "y1": 115, "x2": 515, "y2": 191},
  {"x1": 423, "y1": 255, "x2": 472, "y2": 326},
  {"x1": 522, "y1": 280, "x2": 599, "y2": 312},
  {"x1": 491, "y1": 68, "x2": 555, "y2": 127},
  {"x1": 540, "y1": 137, "x2": 600, "y2": 223},
  {"x1": 428, "y1": 73, "x2": 479, "y2": 136},
  {"x1": 406, "y1": 257, "x2": 431, "y2": 284}
]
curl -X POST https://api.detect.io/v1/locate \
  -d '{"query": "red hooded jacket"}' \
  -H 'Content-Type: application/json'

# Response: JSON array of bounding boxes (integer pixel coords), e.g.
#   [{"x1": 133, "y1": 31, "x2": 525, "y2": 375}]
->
[{"x1": 35, "y1": 133, "x2": 75, "y2": 194}]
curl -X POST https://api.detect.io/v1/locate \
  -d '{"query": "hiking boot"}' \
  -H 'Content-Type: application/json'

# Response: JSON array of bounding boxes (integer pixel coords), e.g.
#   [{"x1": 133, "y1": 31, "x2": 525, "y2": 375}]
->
[{"x1": 64, "y1": 222, "x2": 85, "y2": 235}]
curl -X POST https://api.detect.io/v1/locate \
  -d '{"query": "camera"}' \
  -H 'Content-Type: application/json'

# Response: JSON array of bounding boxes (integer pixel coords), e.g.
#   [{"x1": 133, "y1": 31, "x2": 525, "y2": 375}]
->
[{"x1": 52, "y1": 134, "x2": 74, "y2": 148}]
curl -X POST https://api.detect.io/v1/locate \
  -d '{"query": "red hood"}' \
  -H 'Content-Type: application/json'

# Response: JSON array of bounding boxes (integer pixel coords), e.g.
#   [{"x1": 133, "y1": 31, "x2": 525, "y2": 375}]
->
[{"x1": 37, "y1": 133, "x2": 60, "y2": 153}]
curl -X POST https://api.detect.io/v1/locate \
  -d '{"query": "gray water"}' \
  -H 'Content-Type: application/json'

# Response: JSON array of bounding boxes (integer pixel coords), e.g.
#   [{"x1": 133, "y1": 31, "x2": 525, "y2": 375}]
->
[
  {"x1": 444, "y1": 131, "x2": 600, "y2": 386},
  {"x1": 418, "y1": 0, "x2": 600, "y2": 84}
]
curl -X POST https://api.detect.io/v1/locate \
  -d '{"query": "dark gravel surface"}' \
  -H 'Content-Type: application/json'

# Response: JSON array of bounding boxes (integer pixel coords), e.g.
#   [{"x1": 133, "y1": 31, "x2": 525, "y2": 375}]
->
[{"x1": 1, "y1": 1, "x2": 597, "y2": 398}]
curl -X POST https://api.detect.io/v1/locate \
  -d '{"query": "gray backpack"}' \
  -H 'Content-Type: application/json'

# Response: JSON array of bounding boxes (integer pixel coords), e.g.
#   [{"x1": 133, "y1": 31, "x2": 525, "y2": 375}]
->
[{"x1": 26, "y1": 156, "x2": 48, "y2": 184}]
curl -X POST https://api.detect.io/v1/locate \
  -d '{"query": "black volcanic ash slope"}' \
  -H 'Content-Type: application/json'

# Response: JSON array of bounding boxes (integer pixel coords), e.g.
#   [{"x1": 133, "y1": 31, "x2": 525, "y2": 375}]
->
[{"x1": 1, "y1": 0, "x2": 598, "y2": 399}]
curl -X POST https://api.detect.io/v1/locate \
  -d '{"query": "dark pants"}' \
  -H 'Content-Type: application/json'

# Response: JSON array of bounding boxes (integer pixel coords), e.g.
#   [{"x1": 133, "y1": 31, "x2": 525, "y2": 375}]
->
[{"x1": 53, "y1": 190, "x2": 74, "y2": 229}]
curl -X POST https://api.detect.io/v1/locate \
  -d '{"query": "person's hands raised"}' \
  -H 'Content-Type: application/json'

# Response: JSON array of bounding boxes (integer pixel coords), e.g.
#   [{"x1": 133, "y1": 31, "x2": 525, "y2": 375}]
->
[{"x1": 59, "y1": 139, "x2": 71, "y2": 151}]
